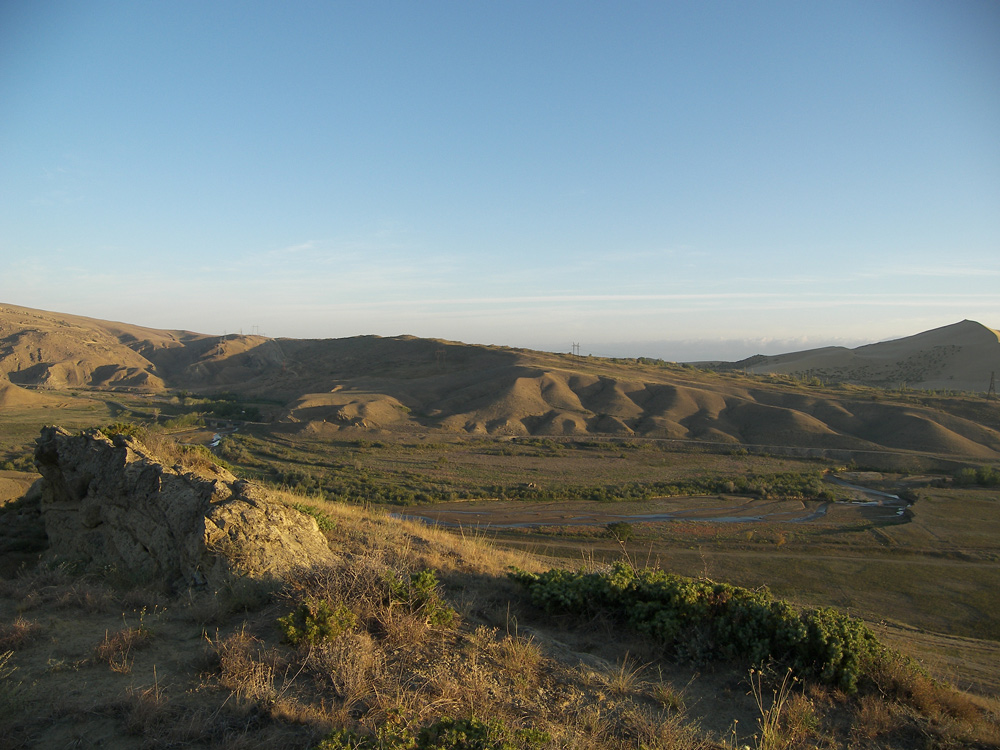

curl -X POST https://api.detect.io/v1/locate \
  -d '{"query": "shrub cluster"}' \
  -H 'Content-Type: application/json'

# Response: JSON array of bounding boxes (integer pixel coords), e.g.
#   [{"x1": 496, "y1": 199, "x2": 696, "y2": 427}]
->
[
  {"x1": 491, "y1": 471, "x2": 837, "y2": 504},
  {"x1": 0, "y1": 453, "x2": 34, "y2": 472},
  {"x1": 316, "y1": 716, "x2": 549, "y2": 750},
  {"x1": 289, "y1": 502, "x2": 336, "y2": 531},
  {"x1": 953, "y1": 466, "x2": 1000, "y2": 487},
  {"x1": 511, "y1": 563, "x2": 883, "y2": 693},
  {"x1": 279, "y1": 568, "x2": 456, "y2": 648},
  {"x1": 100, "y1": 422, "x2": 147, "y2": 440}
]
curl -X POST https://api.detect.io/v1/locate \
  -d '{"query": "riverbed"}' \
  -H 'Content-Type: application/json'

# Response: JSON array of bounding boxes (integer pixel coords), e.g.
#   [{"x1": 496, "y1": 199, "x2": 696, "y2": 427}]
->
[{"x1": 389, "y1": 475, "x2": 908, "y2": 529}]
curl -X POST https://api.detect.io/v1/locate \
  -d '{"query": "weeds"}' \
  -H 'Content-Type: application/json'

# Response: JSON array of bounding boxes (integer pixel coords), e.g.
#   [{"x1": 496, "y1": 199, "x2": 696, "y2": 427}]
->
[
  {"x1": 94, "y1": 609, "x2": 153, "y2": 673},
  {"x1": 0, "y1": 616, "x2": 42, "y2": 650},
  {"x1": 603, "y1": 654, "x2": 646, "y2": 696},
  {"x1": 212, "y1": 628, "x2": 278, "y2": 704},
  {"x1": 746, "y1": 667, "x2": 816, "y2": 750},
  {"x1": 0, "y1": 650, "x2": 26, "y2": 720}
]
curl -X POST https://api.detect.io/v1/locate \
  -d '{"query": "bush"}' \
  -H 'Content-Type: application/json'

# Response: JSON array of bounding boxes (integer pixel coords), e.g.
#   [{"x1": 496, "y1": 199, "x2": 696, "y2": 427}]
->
[
  {"x1": 100, "y1": 422, "x2": 147, "y2": 440},
  {"x1": 386, "y1": 569, "x2": 457, "y2": 628},
  {"x1": 954, "y1": 466, "x2": 1000, "y2": 487},
  {"x1": 605, "y1": 521, "x2": 635, "y2": 542},
  {"x1": 316, "y1": 716, "x2": 550, "y2": 750},
  {"x1": 278, "y1": 600, "x2": 356, "y2": 647},
  {"x1": 512, "y1": 563, "x2": 884, "y2": 692},
  {"x1": 290, "y1": 502, "x2": 336, "y2": 531}
]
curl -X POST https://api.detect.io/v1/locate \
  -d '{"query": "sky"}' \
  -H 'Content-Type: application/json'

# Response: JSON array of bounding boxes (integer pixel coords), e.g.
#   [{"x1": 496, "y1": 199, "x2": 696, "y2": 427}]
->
[{"x1": 1, "y1": 1, "x2": 998, "y2": 361}]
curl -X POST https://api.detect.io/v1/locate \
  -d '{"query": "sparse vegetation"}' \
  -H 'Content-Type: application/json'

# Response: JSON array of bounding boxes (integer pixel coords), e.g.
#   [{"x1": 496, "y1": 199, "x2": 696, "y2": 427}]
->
[
  {"x1": 93, "y1": 609, "x2": 153, "y2": 673},
  {"x1": 315, "y1": 717, "x2": 551, "y2": 750}
]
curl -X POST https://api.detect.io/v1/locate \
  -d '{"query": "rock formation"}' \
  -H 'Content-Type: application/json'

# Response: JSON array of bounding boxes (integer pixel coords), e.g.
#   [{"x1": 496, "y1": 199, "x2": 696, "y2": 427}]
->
[{"x1": 33, "y1": 426, "x2": 333, "y2": 589}]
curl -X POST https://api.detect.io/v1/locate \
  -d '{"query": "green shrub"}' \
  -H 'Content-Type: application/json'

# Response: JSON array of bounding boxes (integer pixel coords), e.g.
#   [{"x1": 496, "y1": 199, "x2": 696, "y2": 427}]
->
[
  {"x1": 315, "y1": 716, "x2": 550, "y2": 750},
  {"x1": 290, "y1": 502, "x2": 336, "y2": 531},
  {"x1": 511, "y1": 563, "x2": 883, "y2": 692},
  {"x1": 100, "y1": 422, "x2": 146, "y2": 440},
  {"x1": 605, "y1": 521, "x2": 634, "y2": 542},
  {"x1": 278, "y1": 600, "x2": 356, "y2": 646},
  {"x1": 954, "y1": 466, "x2": 1000, "y2": 487},
  {"x1": 386, "y1": 569, "x2": 457, "y2": 628},
  {"x1": 177, "y1": 444, "x2": 234, "y2": 472},
  {"x1": 163, "y1": 413, "x2": 205, "y2": 429}
]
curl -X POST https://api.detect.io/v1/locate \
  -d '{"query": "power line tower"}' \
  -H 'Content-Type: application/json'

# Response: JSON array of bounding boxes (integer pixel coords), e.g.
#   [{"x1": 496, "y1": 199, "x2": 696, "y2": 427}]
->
[
  {"x1": 988, "y1": 371, "x2": 997, "y2": 401},
  {"x1": 571, "y1": 342, "x2": 580, "y2": 357}
]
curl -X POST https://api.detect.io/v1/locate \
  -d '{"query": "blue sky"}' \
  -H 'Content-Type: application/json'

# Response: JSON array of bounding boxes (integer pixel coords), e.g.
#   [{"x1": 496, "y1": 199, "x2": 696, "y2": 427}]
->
[{"x1": 2, "y1": 1, "x2": 998, "y2": 360}]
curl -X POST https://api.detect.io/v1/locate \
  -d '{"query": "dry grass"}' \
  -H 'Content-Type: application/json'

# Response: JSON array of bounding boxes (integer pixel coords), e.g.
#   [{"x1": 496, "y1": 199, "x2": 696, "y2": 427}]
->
[
  {"x1": 198, "y1": 504, "x2": 720, "y2": 750},
  {"x1": 0, "y1": 562, "x2": 115, "y2": 614},
  {"x1": 93, "y1": 618, "x2": 153, "y2": 673},
  {"x1": 1, "y1": 464, "x2": 998, "y2": 749},
  {"x1": 0, "y1": 649, "x2": 30, "y2": 742},
  {"x1": 648, "y1": 672, "x2": 686, "y2": 712},
  {"x1": 602, "y1": 655, "x2": 647, "y2": 697},
  {"x1": 212, "y1": 628, "x2": 280, "y2": 704},
  {"x1": 120, "y1": 677, "x2": 172, "y2": 736},
  {"x1": 0, "y1": 616, "x2": 42, "y2": 650},
  {"x1": 272, "y1": 488, "x2": 543, "y2": 579},
  {"x1": 853, "y1": 694, "x2": 895, "y2": 740}
]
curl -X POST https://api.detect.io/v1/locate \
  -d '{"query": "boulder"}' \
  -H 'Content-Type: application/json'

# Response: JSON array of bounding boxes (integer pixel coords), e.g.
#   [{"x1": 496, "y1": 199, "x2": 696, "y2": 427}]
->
[{"x1": 33, "y1": 426, "x2": 334, "y2": 589}]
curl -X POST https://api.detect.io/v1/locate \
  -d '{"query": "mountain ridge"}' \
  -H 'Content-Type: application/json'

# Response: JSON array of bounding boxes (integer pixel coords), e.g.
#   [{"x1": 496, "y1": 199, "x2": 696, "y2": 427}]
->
[
  {"x1": 3, "y1": 303, "x2": 1000, "y2": 458},
  {"x1": 710, "y1": 320, "x2": 1000, "y2": 392}
]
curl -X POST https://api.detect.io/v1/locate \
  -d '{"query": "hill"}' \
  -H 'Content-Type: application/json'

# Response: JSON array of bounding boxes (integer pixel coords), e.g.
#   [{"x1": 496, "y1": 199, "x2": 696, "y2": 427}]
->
[
  {"x1": 3, "y1": 304, "x2": 1000, "y2": 459},
  {"x1": 710, "y1": 320, "x2": 1000, "y2": 392},
  {"x1": 1, "y1": 428, "x2": 996, "y2": 750}
]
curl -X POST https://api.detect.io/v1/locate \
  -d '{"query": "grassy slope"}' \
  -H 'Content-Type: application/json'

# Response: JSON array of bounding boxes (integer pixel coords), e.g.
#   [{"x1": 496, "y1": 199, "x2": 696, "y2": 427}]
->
[{"x1": 2, "y1": 486, "x2": 998, "y2": 750}]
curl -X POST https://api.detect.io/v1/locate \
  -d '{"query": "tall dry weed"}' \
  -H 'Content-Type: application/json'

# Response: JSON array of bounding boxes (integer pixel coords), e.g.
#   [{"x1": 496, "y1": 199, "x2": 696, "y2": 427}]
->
[
  {"x1": 212, "y1": 629, "x2": 279, "y2": 704},
  {"x1": 311, "y1": 630, "x2": 383, "y2": 709},
  {"x1": 94, "y1": 615, "x2": 153, "y2": 674},
  {"x1": 0, "y1": 616, "x2": 42, "y2": 650}
]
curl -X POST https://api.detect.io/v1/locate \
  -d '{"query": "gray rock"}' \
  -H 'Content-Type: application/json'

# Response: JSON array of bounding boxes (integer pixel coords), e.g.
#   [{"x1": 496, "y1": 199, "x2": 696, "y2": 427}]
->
[{"x1": 33, "y1": 426, "x2": 333, "y2": 588}]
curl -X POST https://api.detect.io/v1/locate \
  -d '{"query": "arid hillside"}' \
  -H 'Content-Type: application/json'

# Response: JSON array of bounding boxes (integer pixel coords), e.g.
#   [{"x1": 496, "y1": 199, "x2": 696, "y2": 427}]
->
[
  {"x1": 3, "y1": 303, "x2": 1000, "y2": 458},
  {"x1": 712, "y1": 320, "x2": 1000, "y2": 392}
]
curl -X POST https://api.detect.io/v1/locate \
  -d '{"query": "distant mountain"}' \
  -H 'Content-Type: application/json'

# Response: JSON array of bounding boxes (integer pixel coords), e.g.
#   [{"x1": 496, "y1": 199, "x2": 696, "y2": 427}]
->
[
  {"x1": 2, "y1": 303, "x2": 999, "y2": 459},
  {"x1": 707, "y1": 320, "x2": 1000, "y2": 393}
]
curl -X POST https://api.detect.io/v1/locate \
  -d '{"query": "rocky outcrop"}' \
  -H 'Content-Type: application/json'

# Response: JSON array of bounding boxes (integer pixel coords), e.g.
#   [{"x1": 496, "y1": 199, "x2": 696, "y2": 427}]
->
[{"x1": 33, "y1": 426, "x2": 334, "y2": 589}]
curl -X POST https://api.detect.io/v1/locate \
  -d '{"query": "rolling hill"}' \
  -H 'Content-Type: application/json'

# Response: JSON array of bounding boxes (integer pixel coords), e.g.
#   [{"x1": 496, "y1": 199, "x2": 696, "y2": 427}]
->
[
  {"x1": 2, "y1": 303, "x2": 1000, "y2": 459},
  {"x1": 710, "y1": 320, "x2": 1000, "y2": 392}
]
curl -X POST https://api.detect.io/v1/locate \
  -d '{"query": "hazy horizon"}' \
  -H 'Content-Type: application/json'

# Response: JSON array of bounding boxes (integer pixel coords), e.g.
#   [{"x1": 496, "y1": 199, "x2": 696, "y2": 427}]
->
[{"x1": 2, "y1": 2, "x2": 998, "y2": 352}]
